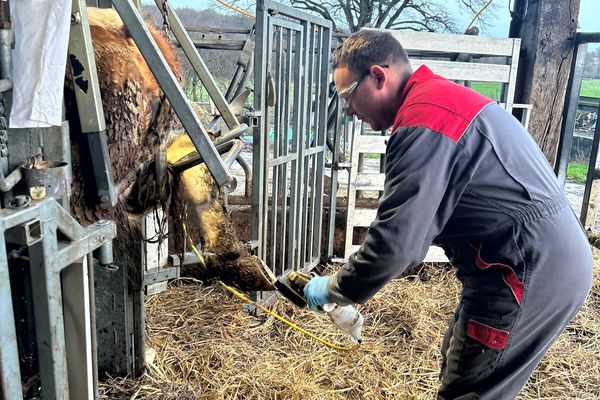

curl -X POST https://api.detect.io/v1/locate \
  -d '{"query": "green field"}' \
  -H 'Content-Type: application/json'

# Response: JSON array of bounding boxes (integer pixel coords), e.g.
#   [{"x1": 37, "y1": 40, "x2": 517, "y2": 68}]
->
[
  {"x1": 567, "y1": 162, "x2": 588, "y2": 184},
  {"x1": 580, "y1": 79, "x2": 600, "y2": 98},
  {"x1": 470, "y1": 80, "x2": 600, "y2": 101}
]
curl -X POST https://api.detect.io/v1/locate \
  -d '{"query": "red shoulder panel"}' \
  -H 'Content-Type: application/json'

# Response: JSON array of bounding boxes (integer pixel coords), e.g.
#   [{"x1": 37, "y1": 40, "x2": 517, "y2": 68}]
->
[{"x1": 392, "y1": 66, "x2": 493, "y2": 143}]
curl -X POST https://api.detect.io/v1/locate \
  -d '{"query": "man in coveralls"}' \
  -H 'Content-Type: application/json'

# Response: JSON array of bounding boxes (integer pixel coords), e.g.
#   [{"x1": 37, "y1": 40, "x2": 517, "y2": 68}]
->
[{"x1": 304, "y1": 29, "x2": 593, "y2": 399}]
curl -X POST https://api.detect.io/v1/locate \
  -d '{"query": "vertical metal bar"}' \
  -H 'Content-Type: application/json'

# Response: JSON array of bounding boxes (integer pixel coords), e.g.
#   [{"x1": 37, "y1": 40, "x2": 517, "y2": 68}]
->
[
  {"x1": 556, "y1": 41, "x2": 588, "y2": 185},
  {"x1": 269, "y1": 23, "x2": 279, "y2": 272},
  {"x1": 312, "y1": 26, "x2": 331, "y2": 262},
  {"x1": 253, "y1": 0, "x2": 269, "y2": 261},
  {"x1": 87, "y1": 254, "x2": 99, "y2": 399},
  {"x1": 62, "y1": 259, "x2": 94, "y2": 400},
  {"x1": 275, "y1": 27, "x2": 287, "y2": 276},
  {"x1": 29, "y1": 214, "x2": 70, "y2": 400},
  {"x1": 580, "y1": 105, "x2": 600, "y2": 225},
  {"x1": 111, "y1": 0, "x2": 232, "y2": 188},
  {"x1": 70, "y1": 0, "x2": 117, "y2": 208},
  {"x1": 287, "y1": 28, "x2": 302, "y2": 271},
  {"x1": 303, "y1": 24, "x2": 318, "y2": 265},
  {"x1": 0, "y1": 230, "x2": 23, "y2": 400},
  {"x1": 154, "y1": 0, "x2": 240, "y2": 130},
  {"x1": 503, "y1": 39, "x2": 521, "y2": 114},
  {"x1": 69, "y1": 0, "x2": 106, "y2": 133},
  {"x1": 326, "y1": 104, "x2": 344, "y2": 259}
]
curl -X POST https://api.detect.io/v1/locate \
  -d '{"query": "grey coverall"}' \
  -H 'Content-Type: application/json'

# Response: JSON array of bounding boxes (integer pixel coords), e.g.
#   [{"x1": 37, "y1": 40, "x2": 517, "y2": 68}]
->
[{"x1": 327, "y1": 65, "x2": 593, "y2": 399}]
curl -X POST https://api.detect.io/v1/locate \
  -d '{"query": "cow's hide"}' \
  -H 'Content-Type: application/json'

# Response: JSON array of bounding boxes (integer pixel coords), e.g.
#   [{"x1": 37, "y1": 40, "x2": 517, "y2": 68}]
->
[{"x1": 66, "y1": 8, "x2": 272, "y2": 291}]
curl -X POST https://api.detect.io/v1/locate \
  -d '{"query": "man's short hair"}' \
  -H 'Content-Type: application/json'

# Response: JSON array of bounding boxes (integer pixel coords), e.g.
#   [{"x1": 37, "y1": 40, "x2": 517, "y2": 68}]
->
[{"x1": 331, "y1": 29, "x2": 410, "y2": 75}]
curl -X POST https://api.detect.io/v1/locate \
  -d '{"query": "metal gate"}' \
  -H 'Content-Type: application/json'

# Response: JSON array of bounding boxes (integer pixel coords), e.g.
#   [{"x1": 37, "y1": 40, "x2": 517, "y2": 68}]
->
[{"x1": 252, "y1": 0, "x2": 332, "y2": 277}]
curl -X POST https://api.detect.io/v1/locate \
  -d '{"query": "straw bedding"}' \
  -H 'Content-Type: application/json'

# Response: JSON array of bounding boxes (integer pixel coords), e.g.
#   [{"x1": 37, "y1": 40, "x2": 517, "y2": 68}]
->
[{"x1": 99, "y1": 251, "x2": 600, "y2": 399}]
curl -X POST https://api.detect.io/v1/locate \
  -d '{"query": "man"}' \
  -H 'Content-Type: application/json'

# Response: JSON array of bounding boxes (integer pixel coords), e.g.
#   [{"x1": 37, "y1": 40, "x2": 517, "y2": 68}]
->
[{"x1": 304, "y1": 29, "x2": 593, "y2": 399}]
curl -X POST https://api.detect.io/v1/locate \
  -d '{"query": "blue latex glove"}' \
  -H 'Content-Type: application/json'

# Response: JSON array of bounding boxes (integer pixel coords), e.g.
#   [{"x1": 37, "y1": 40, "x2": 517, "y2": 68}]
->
[{"x1": 303, "y1": 276, "x2": 331, "y2": 311}]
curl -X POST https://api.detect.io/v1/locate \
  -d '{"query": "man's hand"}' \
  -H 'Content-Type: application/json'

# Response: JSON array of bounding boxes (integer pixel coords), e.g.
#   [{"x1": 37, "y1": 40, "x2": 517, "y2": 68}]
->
[{"x1": 303, "y1": 275, "x2": 331, "y2": 311}]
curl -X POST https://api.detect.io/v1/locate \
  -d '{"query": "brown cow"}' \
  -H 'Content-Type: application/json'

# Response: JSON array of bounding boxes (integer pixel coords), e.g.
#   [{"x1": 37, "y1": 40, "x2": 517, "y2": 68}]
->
[{"x1": 66, "y1": 8, "x2": 271, "y2": 291}]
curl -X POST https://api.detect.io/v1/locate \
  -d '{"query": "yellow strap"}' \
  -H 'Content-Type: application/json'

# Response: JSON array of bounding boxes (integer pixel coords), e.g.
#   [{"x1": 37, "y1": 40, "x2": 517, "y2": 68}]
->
[
  {"x1": 215, "y1": 0, "x2": 255, "y2": 19},
  {"x1": 182, "y1": 223, "x2": 360, "y2": 351}
]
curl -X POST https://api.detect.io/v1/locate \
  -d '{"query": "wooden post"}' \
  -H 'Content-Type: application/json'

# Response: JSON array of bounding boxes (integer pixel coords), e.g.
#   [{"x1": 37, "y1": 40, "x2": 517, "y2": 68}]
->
[{"x1": 509, "y1": 0, "x2": 581, "y2": 166}]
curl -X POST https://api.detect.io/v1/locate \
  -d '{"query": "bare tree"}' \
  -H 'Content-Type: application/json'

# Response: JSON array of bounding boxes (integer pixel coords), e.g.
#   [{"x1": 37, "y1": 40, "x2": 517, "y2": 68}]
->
[{"x1": 229, "y1": 0, "x2": 499, "y2": 33}]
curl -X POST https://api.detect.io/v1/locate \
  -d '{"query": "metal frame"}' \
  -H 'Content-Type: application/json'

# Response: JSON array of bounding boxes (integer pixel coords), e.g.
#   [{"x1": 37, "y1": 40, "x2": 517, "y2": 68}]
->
[
  {"x1": 556, "y1": 33, "x2": 600, "y2": 185},
  {"x1": 253, "y1": 0, "x2": 332, "y2": 279},
  {"x1": 554, "y1": 32, "x2": 600, "y2": 227},
  {"x1": 69, "y1": 0, "x2": 117, "y2": 209},
  {"x1": 111, "y1": 0, "x2": 233, "y2": 189},
  {"x1": 153, "y1": 0, "x2": 240, "y2": 131},
  {"x1": 0, "y1": 199, "x2": 116, "y2": 400}
]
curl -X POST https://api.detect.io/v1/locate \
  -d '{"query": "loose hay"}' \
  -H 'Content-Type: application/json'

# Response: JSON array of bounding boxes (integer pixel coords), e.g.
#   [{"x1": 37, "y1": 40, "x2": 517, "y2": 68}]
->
[{"x1": 100, "y1": 252, "x2": 600, "y2": 399}]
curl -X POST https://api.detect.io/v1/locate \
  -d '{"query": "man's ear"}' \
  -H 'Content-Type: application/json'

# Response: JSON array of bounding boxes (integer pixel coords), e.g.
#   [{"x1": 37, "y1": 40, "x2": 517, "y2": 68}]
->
[{"x1": 371, "y1": 65, "x2": 387, "y2": 89}]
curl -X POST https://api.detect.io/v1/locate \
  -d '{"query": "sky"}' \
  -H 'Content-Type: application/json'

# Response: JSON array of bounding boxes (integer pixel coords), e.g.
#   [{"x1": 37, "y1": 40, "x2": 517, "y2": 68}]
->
[{"x1": 146, "y1": 0, "x2": 599, "y2": 37}]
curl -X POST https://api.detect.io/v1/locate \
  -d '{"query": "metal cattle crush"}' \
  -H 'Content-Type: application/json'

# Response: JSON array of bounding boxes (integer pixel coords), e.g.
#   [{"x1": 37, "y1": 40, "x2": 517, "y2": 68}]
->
[{"x1": 252, "y1": 0, "x2": 332, "y2": 281}]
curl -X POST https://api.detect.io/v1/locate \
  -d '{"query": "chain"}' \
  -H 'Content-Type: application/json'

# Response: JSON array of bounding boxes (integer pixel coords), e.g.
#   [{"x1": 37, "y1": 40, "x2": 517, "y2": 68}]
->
[{"x1": 161, "y1": 0, "x2": 170, "y2": 35}]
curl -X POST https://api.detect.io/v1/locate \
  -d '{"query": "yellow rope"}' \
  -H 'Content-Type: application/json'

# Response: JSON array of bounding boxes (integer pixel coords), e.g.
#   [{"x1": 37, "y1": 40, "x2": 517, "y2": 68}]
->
[
  {"x1": 182, "y1": 223, "x2": 360, "y2": 351},
  {"x1": 215, "y1": 0, "x2": 255, "y2": 19}
]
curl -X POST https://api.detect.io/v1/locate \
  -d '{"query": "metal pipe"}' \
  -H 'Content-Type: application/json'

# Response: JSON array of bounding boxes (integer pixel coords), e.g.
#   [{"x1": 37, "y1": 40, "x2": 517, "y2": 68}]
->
[
  {"x1": 0, "y1": 78, "x2": 11, "y2": 92},
  {"x1": 171, "y1": 140, "x2": 237, "y2": 173},
  {"x1": 214, "y1": 123, "x2": 249, "y2": 147},
  {"x1": 0, "y1": 164, "x2": 23, "y2": 192},
  {"x1": 235, "y1": 153, "x2": 252, "y2": 198},
  {"x1": 97, "y1": 241, "x2": 113, "y2": 266},
  {"x1": 221, "y1": 139, "x2": 244, "y2": 170},
  {"x1": 0, "y1": 17, "x2": 12, "y2": 82}
]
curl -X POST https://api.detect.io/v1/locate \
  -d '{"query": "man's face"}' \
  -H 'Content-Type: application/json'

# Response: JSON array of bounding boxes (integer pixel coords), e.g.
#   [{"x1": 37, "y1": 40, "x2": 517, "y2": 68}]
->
[{"x1": 333, "y1": 65, "x2": 391, "y2": 131}]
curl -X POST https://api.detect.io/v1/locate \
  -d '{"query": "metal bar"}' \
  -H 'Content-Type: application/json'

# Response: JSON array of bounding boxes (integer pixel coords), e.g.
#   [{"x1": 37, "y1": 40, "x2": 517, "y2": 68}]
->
[
  {"x1": 69, "y1": 0, "x2": 106, "y2": 132},
  {"x1": 263, "y1": 0, "x2": 334, "y2": 27},
  {"x1": 112, "y1": 0, "x2": 232, "y2": 188},
  {"x1": 580, "y1": 104, "x2": 600, "y2": 225},
  {"x1": 312, "y1": 26, "x2": 331, "y2": 262},
  {"x1": 556, "y1": 42, "x2": 588, "y2": 185},
  {"x1": 577, "y1": 32, "x2": 600, "y2": 43},
  {"x1": 0, "y1": 78, "x2": 11, "y2": 92},
  {"x1": 63, "y1": 259, "x2": 95, "y2": 400},
  {"x1": 253, "y1": 0, "x2": 269, "y2": 261},
  {"x1": 185, "y1": 26, "x2": 252, "y2": 34},
  {"x1": 156, "y1": 0, "x2": 240, "y2": 130},
  {"x1": 285, "y1": 27, "x2": 300, "y2": 272},
  {"x1": 70, "y1": 0, "x2": 117, "y2": 208},
  {"x1": 86, "y1": 254, "x2": 99, "y2": 400},
  {"x1": 300, "y1": 22, "x2": 315, "y2": 266},
  {"x1": 274, "y1": 26, "x2": 287, "y2": 276},
  {"x1": 0, "y1": 230, "x2": 23, "y2": 400},
  {"x1": 267, "y1": 153, "x2": 299, "y2": 167},
  {"x1": 221, "y1": 139, "x2": 244, "y2": 170},
  {"x1": 213, "y1": 123, "x2": 249, "y2": 147},
  {"x1": 191, "y1": 40, "x2": 245, "y2": 50},
  {"x1": 57, "y1": 222, "x2": 118, "y2": 268},
  {"x1": 269, "y1": 22, "x2": 280, "y2": 272},
  {"x1": 29, "y1": 217, "x2": 70, "y2": 400},
  {"x1": 326, "y1": 105, "x2": 344, "y2": 259}
]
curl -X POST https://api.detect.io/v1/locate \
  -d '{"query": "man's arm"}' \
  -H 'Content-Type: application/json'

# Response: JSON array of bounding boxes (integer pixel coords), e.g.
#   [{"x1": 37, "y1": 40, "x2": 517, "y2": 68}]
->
[{"x1": 328, "y1": 125, "x2": 474, "y2": 305}]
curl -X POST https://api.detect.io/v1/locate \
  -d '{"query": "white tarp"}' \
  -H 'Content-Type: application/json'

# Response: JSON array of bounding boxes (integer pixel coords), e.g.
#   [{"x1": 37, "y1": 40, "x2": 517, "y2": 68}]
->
[{"x1": 9, "y1": 0, "x2": 72, "y2": 128}]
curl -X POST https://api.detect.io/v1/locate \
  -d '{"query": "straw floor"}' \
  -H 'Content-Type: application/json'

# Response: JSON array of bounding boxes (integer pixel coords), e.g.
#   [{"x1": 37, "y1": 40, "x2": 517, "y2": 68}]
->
[{"x1": 99, "y1": 252, "x2": 600, "y2": 399}]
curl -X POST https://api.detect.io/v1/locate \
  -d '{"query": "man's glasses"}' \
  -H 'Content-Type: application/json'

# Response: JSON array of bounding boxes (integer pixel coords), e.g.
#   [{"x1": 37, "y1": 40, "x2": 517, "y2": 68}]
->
[{"x1": 337, "y1": 65, "x2": 388, "y2": 109}]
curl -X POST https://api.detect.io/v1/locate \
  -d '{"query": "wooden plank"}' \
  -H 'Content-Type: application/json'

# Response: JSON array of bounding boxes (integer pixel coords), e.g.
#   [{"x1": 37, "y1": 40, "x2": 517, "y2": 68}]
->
[
  {"x1": 351, "y1": 208, "x2": 377, "y2": 227},
  {"x1": 381, "y1": 29, "x2": 516, "y2": 56},
  {"x1": 503, "y1": 39, "x2": 521, "y2": 113},
  {"x1": 411, "y1": 60, "x2": 511, "y2": 83},
  {"x1": 355, "y1": 173, "x2": 385, "y2": 190},
  {"x1": 344, "y1": 122, "x2": 362, "y2": 259},
  {"x1": 346, "y1": 244, "x2": 449, "y2": 263},
  {"x1": 355, "y1": 135, "x2": 387, "y2": 153}
]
